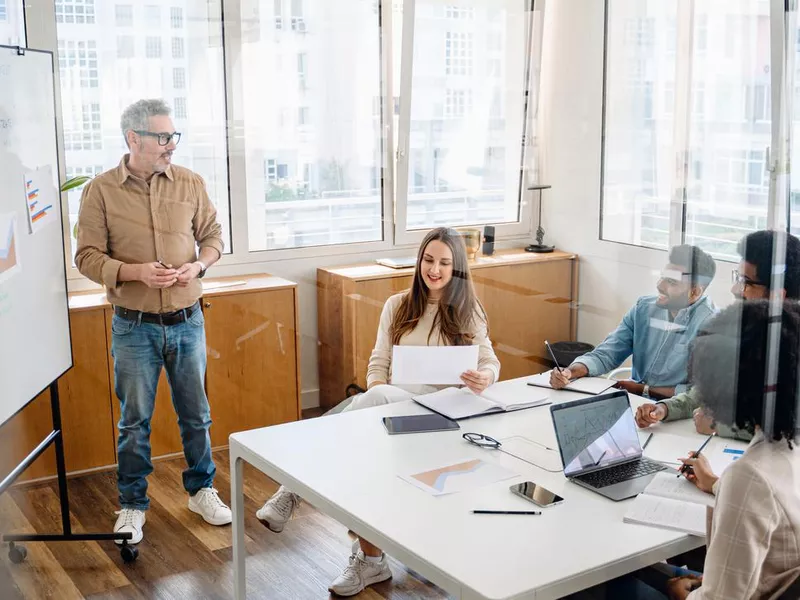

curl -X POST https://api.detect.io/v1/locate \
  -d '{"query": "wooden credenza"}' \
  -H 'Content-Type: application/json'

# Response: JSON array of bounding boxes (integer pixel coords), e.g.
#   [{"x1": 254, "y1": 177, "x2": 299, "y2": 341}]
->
[
  {"x1": 317, "y1": 249, "x2": 579, "y2": 409},
  {"x1": 0, "y1": 274, "x2": 301, "y2": 482}
]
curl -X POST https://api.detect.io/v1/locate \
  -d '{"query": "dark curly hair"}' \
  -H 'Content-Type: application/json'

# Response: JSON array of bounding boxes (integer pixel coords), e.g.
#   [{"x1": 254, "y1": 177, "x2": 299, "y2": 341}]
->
[
  {"x1": 738, "y1": 230, "x2": 800, "y2": 300},
  {"x1": 692, "y1": 301, "x2": 798, "y2": 448}
]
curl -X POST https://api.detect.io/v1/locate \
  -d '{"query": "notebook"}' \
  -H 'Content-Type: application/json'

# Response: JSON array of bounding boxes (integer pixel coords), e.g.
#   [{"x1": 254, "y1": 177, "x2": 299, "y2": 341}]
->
[
  {"x1": 413, "y1": 381, "x2": 551, "y2": 421},
  {"x1": 527, "y1": 370, "x2": 616, "y2": 395},
  {"x1": 623, "y1": 472, "x2": 715, "y2": 537},
  {"x1": 623, "y1": 494, "x2": 707, "y2": 537},
  {"x1": 375, "y1": 256, "x2": 416, "y2": 269}
]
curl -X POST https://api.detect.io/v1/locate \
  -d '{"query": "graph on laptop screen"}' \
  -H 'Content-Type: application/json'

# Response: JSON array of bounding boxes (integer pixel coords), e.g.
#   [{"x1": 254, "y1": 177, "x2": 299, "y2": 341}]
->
[{"x1": 552, "y1": 393, "x2": 642, "y2": 476}]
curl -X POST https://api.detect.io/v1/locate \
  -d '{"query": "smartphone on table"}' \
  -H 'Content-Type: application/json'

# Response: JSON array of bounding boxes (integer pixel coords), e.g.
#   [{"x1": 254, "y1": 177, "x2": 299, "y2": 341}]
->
[
  {"x1": 382, "y1": 414, "x2": 460, "y2": 435},
  {"x1": 510, "y1": 481, "x2": 564, "y2": 507}
]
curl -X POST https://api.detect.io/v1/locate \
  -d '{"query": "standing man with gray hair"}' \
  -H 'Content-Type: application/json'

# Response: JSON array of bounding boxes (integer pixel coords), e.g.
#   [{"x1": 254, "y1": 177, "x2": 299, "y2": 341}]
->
[{"x1": 75, "y1": 99, "x2": 231, "y2": 545}]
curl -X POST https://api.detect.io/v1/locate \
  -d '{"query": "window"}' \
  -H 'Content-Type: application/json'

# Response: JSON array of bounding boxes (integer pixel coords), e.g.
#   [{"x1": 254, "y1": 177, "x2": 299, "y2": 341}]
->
[
  {"x1": 0, "y1": 0, "x2": 6, "y2": 22},
  {"x1": 171, "y1": 36, "x2": 184, "y2": 59},
  {"x1": 115, "y1": 4, "x2": 133, "y2": 27},
  {"x1": 173, "y1": 67, "x2": 186, "y2": 89},
  {"x1": 117, "y1": 35, "x2": 134, "y2": 58},
  {"x1": 63, "y1": 103, "x2": 101, "y2": 151},
  {"x1": 603, "y1": 0, "x2": 771, "y2": 260},
  {"x1": 242, "y1": 0, "x2": 384, "y2": 251},
  {"x1": 291, "y1": 0, "x2": 305, "y2": 31},
  {"x1": 145, "y1": 5, "x2": 160, "y2": 27},
  {"x1": 444, "y1": 89, "x2": 471, "y2": 118},
  {"x1": 57, "y1": 40, "x2": 99, "y2": 88},
  {"x1": 55, "y1": 0, "x2": 95, "y2": 25},
  {"x1": 445, "y1": 32, "x2": 472, "y2": 76},
  {"x1": 297, "y1": 53, "x2": 307, "y2": 89},
  {"x1": 170, "y1": 6, "x2": 183, "y2": 28},
  {"x1": 274, "y1": 0, "x2": 283, "y2": 29},
  {"x1": 145, "y1": 36, "x2": 162, "y2": 59},
  {"x1": 445, "y1": 6, "x2": 473, "y2": 19},
  {"x1": 398, "y1": 0, "x2": 536, "y2": 234},
  {"x1": 57, "y1": 0, "x2": 231, "y2": 260},
  {"x1": 174, "y1": 97, "x2": 187, "y2": 119}
]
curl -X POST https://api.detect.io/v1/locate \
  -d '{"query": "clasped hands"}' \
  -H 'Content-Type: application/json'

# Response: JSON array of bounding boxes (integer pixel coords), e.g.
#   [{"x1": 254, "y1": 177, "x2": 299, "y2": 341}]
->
[{"x1": 140, "y1": 261, "x2": 201, "y2": 289}]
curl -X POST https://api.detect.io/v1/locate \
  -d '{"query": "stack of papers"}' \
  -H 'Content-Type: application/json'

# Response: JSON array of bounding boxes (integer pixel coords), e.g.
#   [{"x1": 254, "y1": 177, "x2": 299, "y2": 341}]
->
[
  {"x1": 623, "y1": 472, "x2": 715, "y2": 537},
  {"x1": 413, "y1": 379, "x2": 551, "y2": 421},
  {"x1": 526, "y1": 371, "x2": 616, "y2": 395}
]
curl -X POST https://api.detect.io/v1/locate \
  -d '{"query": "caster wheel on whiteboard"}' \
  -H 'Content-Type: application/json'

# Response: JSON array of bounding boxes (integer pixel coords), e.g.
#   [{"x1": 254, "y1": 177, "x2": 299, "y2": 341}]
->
[
  {"x1": 8, "y1": 543, "x2": 27, "y2": 564},
  {"x1": 120, "y1": 544, "x2": 138, "y2": 563}
]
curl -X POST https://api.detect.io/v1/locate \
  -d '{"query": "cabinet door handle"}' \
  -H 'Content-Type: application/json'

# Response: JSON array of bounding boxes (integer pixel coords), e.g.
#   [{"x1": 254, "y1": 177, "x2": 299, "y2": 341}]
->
[{"x1": 204, "y1": 301, "x2": 212, "y2": 309}]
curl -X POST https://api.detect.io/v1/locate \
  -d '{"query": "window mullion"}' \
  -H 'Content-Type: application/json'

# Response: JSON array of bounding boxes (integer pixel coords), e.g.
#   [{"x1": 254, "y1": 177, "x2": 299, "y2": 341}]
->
[
  {"x1": 767, "y1": 0, "x2": 791, "y2": 231},
  {"x1": 668, "y1": 0, "x2": 694, "y2": 248},
  {"x1": 394, "y1": 0, "x2": 416, "y2": 243},
  {"x1": 380, "y1": 0, "x2": 397, "y2": 244}
]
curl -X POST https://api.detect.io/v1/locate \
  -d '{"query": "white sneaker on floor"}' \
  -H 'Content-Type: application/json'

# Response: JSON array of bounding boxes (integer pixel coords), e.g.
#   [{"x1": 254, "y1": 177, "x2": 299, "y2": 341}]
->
[
  {"x1": 113, "y1": 508, "x2": 146, "y2": 545},
  {"x1": 256, "y1": 486, "x2": 301, "y2": 533},
  {"x1": 188, "y1": 488, "x2": 232, "y2": 526},
  {"x1": 328, "y1": 548, "x2": 392, "y2": 597}
]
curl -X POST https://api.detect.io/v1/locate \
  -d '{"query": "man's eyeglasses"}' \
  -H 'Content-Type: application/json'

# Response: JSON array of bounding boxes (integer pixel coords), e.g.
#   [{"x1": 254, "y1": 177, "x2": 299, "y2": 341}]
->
[
  {"x1": 731, "y1": 269, "x2": 765, "y2": 290},
  {"x1": 133, "y1": 130, "x2": 182, "y2": 146}
]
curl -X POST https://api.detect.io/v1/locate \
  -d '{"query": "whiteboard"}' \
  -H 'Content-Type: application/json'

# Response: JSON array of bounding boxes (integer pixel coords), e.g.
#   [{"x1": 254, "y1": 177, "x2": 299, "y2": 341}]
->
[{"x1": 0, "y1": 46, "x2": 72, "y2": 428}]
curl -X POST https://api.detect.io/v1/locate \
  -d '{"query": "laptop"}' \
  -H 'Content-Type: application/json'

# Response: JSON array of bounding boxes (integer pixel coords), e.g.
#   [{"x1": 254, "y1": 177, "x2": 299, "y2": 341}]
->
[{"x1": 550, "y1": 390, "x2": 668, "y2": 501}]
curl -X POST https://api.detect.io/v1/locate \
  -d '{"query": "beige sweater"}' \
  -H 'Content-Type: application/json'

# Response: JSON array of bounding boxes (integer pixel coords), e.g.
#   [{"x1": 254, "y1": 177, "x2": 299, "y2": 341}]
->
[{"x1": 366, "y1": 292, "x2": 501, "y2": 391}]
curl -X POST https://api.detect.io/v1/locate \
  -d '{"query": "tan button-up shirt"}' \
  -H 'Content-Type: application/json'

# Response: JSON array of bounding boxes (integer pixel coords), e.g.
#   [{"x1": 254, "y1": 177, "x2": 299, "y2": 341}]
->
[{"x1": 75, "y1": 155, "x2": 224, "y2": 313}]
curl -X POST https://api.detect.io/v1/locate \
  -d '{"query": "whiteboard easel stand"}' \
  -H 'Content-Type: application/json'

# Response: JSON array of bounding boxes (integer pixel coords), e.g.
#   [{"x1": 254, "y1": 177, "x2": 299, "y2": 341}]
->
[{"x1": 0, "y1": 381, "x2": 138, "y2": 563}]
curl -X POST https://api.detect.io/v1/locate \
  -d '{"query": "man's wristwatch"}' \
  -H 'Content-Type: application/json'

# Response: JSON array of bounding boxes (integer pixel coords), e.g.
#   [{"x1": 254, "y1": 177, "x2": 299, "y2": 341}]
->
[
  {"x1": 194, "y1": 260, "x2": 208, "y2": 279},
  {"x1": 642, "y1": 384, "x2": 651, "y2": 398}
]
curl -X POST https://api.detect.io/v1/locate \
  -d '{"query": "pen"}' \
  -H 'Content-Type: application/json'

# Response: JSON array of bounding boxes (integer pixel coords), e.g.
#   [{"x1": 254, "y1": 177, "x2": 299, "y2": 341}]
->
[
  {"x1": 642, "y1": 432, "x2": 653, "y2": 450},
  {"x1": 677, "y1": 432, "x2": 715, "y2": 478},
  {"x1": 472, "y1": 510, "x2": 541, "y2": 515},
  {"x1": 157, "y1": 258, "x2": 170, "y2": 269},
  {"x1": 544, "y1": 340, "x2": 563, "y2": 373}
]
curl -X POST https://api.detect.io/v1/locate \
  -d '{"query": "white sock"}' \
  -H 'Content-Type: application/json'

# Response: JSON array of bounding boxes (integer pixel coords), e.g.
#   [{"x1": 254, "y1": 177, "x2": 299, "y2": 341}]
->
[{"x1": 362, "y1": 552, "x2": 383, "y2": 563}]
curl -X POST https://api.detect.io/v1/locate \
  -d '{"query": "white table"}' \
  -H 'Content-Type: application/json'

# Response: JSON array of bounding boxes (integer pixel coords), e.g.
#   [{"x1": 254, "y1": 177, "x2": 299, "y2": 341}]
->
[{"x1": 230, "y1": 382, "x2": 746, "y2": 600}]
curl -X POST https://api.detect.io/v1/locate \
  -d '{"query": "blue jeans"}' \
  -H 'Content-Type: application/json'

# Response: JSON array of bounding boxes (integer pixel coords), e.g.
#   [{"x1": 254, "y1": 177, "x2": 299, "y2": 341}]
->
[{"x1": 111, "y1": 303, "x2": 215, "y2": 510}]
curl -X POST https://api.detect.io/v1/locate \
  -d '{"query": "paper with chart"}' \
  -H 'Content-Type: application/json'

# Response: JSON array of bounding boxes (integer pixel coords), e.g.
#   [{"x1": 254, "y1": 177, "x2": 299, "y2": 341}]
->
[
  {"x1": 708, "y1": 444, "x2": 745, "y2": 475},
  {"x1": 400, "y1": 458, "x2": 517, "y2": 496},
  {"x1": 22, "y1": 166, "x2": 58, "y2": 234},
  {"x1": 391, "y1": 345, "x2": 479, "y2": 385},
  {"x1": 0, "y1": 212, "x2": 21, "y2": 284}
]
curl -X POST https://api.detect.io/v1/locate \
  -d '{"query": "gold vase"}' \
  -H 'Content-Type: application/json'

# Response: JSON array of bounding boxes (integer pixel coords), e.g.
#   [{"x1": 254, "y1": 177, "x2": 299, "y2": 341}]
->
[{"x1": 457, "y1": 228, "x2": 481, "y2": 260}]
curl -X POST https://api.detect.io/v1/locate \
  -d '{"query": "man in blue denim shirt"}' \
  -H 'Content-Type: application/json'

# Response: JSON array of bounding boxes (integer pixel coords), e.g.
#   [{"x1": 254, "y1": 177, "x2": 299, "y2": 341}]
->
[{"x1": 551, "y1": 245, "x2": 717, "y2": 400}]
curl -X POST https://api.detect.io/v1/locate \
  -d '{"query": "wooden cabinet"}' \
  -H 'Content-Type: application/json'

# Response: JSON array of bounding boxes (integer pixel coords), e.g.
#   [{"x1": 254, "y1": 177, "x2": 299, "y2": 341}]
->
[
  {"x1": 0, "y1": 275, "x2": 300, "y2": 483},
  {"x1": 317, "y1": 249, "x2": 578, "y2": 409}
]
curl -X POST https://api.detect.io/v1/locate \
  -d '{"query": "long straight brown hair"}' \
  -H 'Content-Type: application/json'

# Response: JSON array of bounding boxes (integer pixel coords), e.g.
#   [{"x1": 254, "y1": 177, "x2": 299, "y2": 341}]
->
[{"x1": 390, "y1": 227, "x2": 486, "y2": 346}]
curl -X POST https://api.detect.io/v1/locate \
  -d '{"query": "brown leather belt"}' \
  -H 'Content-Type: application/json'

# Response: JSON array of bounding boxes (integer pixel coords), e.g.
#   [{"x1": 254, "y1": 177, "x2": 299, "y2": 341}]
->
[{"x1": 113, "y1": 301, "x2": 200, "y2": 326}]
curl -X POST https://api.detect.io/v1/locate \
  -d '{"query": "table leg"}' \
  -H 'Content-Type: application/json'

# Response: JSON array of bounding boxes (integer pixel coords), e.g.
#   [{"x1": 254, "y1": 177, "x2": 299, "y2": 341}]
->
[{"x1": 231, "y1": 452, "x2": 246, "y2": 600}]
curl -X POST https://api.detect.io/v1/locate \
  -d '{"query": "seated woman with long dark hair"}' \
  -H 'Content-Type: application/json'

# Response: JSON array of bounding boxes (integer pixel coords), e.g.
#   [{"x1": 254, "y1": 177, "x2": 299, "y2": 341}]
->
[{"x1": 256, "y1": 226, "x2": 500, "y2": 597}]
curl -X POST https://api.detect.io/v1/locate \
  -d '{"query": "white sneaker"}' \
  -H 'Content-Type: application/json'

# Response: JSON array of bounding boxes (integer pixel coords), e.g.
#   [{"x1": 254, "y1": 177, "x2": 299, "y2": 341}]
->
[
  {"x1": 256, "y1": 486, "x2": 301, "y2": 533},
  {"x1": 328, "y1": 547, "x2": 392, "y2": 597},
  {"x1": 113, "y1": 508, "x2": 146, "y2": 545},
  {"x1": 188, "y1": 488, "x2": 232, "y2": 526}
]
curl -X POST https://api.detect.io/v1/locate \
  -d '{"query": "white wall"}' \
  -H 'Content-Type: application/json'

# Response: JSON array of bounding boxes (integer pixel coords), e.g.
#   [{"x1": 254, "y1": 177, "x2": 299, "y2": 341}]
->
[{"x1": 539, "y1": 0, "x2": 736, "y2": 350}]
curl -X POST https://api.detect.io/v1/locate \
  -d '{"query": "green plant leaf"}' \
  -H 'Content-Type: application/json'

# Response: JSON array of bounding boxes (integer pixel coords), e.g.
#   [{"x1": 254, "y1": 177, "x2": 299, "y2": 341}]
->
[{"x1": 60, "y1": 176, "x2": 92, "y2": 192}]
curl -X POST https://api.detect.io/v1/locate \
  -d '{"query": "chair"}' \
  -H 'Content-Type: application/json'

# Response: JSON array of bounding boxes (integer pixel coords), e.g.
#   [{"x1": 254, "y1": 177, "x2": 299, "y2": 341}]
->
[{"x1": 606, "y1": 367, "x2": 632, "y2": 381}]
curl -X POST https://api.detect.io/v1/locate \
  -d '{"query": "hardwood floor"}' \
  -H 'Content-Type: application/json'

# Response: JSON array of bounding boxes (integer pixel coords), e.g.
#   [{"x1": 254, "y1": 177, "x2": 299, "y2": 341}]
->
[{"x1": 0, "y1": 447, "x2": 451, "y2": 599}]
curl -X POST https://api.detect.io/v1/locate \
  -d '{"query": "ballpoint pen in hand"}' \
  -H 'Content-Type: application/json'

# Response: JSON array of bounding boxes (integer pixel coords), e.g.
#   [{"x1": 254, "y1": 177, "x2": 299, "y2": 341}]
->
[
  {"x1": 677, "y1": 432, "x2": 715, "y2": 478},
  {"x1": 544, "y1": 340, "x2": 563, "y2": 373}
]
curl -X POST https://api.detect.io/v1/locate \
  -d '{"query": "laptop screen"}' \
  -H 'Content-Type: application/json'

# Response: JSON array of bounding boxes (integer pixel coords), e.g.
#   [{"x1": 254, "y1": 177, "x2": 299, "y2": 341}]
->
[{"x1": 550, "y1": 391, "x2": 643, "y2": 477}]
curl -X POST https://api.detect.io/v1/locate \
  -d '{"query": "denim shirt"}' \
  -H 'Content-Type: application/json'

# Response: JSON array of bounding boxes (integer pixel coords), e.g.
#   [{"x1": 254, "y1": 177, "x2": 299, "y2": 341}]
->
[{"x1": 574, "y1": 294, "x2": 717, "y2": 394}]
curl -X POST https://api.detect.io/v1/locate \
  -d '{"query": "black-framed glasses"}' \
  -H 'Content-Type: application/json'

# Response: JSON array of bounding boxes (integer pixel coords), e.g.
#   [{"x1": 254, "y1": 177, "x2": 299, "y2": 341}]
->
[
  {"x1": 132, "y1": 130, "x2": 182, "y2": 146},
  {"x1": 463, "y1": 432, "x2": 501, "y2": 449},
  {"x1": 731, "y1": 269, "x2": 765, "y2": 290}
]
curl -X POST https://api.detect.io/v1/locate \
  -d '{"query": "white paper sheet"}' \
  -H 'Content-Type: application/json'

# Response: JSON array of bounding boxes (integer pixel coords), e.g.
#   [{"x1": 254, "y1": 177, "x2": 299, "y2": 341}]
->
[
  {"x1": 391, "y1": 345, "x2": 479, "y2": 385},
  {"x1": 643, "y1": 471, "x2": 716, "y2": 508},
  {"x1": 707, "y1": 444, "x2": 745, "y2": 476},
  {"x1": 623, "y1": 494, "x2": 706, "y2": 537},
  {"x1": 399, "y1": 458, "x2": 517, "y2": 496}
]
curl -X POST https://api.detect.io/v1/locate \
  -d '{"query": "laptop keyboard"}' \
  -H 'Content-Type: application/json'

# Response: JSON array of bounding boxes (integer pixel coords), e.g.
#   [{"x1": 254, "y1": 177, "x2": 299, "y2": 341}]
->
[{"x1": 575, "y1": 458, "x2": 667, "y2": 489}]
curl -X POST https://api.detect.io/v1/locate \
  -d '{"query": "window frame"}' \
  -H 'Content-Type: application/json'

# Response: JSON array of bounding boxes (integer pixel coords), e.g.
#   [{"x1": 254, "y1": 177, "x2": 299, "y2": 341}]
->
[
  {"x1": 599, "y1": 0, "x2": 783, "y2": 262},
  {"x1": 32, "y1": 0, "x2": 541, "y2": 278}
]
